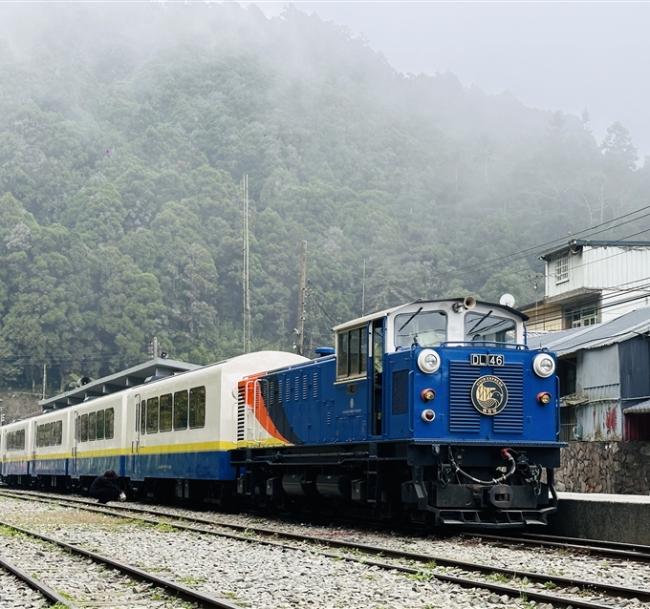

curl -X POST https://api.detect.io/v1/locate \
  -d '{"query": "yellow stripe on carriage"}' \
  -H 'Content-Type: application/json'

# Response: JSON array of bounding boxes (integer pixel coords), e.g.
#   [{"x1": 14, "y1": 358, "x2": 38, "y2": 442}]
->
[{"x1": 2, "y1": 438, "x2": 291, "y2": 464}]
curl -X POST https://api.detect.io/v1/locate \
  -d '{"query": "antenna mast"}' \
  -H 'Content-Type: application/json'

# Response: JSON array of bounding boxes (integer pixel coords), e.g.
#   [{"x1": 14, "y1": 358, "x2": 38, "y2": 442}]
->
[
  {"x1": 296, "y1": 240, "x2": 307, "y2": 355},
  {"x1": 242, "y1": 175, "x2": 252, "y2": 353}
]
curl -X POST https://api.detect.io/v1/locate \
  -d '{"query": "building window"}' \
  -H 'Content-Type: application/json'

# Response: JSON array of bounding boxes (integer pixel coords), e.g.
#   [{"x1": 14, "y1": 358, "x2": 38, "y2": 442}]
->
[
  {"x1": 565, "y1": 304, "x2": 599, "y2": 328},
  {"x1": 555, "y1": 255, "x2": 569, "y2": 284}
]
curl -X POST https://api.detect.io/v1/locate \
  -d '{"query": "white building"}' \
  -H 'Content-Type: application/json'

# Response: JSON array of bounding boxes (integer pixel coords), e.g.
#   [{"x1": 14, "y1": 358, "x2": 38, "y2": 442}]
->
[{"x1": 523, "y1": 240, "x2": 650, "y2": 331}]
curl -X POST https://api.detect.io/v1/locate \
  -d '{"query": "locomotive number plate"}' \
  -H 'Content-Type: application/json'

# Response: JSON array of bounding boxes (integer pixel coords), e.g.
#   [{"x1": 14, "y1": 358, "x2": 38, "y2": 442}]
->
[{"x1": 470, "y1": 354, "x2": 504, "y2": 367}]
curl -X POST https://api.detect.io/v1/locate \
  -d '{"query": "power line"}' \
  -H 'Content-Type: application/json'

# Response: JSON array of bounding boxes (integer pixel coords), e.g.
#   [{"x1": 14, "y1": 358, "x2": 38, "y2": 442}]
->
[{"x1": 437, "y1": 205, "x2": 650, "y2": 281}]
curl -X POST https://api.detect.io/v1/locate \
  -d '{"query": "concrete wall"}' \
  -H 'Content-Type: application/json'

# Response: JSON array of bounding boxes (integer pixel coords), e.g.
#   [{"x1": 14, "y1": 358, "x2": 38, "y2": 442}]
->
[
  {"x1": 555, "y1": 440, "x2": 650, "y2": 494},
  {"x1": 549, "y1": 493, "x2": 650, "y2": 544}
]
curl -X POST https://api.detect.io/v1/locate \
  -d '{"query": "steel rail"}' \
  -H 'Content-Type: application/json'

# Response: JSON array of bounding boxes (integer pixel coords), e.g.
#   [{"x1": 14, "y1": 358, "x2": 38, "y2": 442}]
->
[
  {"x1": 1, "y1": 489, "x2": 647, "y2": 608},
  {"x1": 0, "y1": 555, "x2": 75, "y2": 608},
  {"x1": 462, "y1": 531, "x2": 650, "y2": 562},
  {"x1": 516, "y1": 531, "x2": 650, "y2": 553},
  {"x1": 0, "y1": 516, "x2": 243, "y2": 609}
]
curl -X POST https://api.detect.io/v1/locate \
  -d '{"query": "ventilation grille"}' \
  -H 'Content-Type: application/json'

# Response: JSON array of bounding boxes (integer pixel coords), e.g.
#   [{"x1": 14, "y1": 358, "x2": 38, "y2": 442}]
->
[{"x1": 449, "y1": 361, "x2": 524, "y2": 434}]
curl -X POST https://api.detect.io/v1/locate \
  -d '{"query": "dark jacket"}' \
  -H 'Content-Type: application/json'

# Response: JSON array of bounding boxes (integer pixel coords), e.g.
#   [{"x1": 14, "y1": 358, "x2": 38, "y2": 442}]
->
[{"x1": 89, "y1": 474, "x2": 122, "y2": 504}]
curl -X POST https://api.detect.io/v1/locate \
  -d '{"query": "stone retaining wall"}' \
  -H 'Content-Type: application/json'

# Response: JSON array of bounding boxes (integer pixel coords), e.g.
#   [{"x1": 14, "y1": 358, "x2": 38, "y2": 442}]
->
[{"x1": 555, "y1": 441, "x2": 650, "y2": 494}]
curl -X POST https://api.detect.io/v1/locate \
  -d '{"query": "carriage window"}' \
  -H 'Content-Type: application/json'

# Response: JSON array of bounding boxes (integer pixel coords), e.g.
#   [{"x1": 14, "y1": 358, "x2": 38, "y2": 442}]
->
[
  {"x1": 147, "y1": 397, "x2": 160, "y2": 434},
  {"x1": 55, "y1": 420, "x2": 62, "y2": 445},
  {"x1": 80, "y1": 414, "x2": 88, "y2": 442},
  {"x1": 159, "y1": 394, "x2": 172, "y2": 432},
  {"x1": 189, "y1": 386, "x2": 206, "y2": 429},
  {"x1": 464, "y1": 311, "x2": 516, "y2": 344},
  {"x1": 88, "y1": 411, "x2": 97, "y2": 441},
  {"x1": 395, "y1": 310, "x2": 447, "y2": 349},
  {"x1": 96, "y1": 409, "x2": 105, "y2": 440},
  {"x1": 105, "y1": 408, "x2": 114, "y2": 439},
  {"x1": 336, "y1": 326, "x2": 367, "y2": 380},
  {"x1": 7, "y1": 429, "x2": 25, "y2": 451},
  {"x1": 174, "y1": 390, "x2": 189, "y2": 430}
]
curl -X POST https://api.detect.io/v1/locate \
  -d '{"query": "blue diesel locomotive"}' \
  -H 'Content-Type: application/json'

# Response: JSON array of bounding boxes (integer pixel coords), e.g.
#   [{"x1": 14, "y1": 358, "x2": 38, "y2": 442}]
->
[
  {"x1": 233, "y1": 297, "x2": 561, "y2": 526},
  {"x1": 1, "y1": 297, "x2": 561, "y2": 527}
]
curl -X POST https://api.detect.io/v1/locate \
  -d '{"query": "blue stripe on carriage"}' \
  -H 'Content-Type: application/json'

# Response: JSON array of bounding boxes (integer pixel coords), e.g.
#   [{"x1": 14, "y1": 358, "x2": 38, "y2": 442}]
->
[{"x1": 74, "y1": 450, "x2": 235, "y2": 481}]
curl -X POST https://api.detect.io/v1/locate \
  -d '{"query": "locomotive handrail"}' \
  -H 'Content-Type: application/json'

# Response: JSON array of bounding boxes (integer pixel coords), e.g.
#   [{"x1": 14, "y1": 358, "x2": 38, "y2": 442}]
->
[{"x1": 438, "y1": 341, "x2": 528, "y2": 350}]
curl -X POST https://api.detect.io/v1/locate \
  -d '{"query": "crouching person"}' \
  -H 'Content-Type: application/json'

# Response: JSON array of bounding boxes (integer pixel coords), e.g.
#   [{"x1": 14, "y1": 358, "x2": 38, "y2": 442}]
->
[{"x1": 89, "y1": 470, "x2": 126, "y2": 504}]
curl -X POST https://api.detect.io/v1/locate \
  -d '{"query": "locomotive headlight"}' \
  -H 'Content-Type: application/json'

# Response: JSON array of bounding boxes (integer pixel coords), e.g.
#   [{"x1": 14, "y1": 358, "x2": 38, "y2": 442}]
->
[
  {"x1": 532, "y1": 353, "x2": 556, "y2": 378},
  {"x1": 537, "y1": 391, "x2": 552, "y2": 405},
  {"x1": 417, "y1": 349, "x2": 441, "y2": 374},
  {"x1": 421, "y1": 408, "x2": 436, "y2": 422}
]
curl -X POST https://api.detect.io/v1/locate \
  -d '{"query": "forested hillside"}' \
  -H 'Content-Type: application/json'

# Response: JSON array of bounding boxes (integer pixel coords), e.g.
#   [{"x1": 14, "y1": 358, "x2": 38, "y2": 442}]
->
[{"x1": 0, "y1": 4, "x2": 648, "y2": 393}]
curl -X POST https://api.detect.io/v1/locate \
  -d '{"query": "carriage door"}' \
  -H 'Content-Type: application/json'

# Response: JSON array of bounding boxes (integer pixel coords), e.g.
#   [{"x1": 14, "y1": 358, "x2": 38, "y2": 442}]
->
[
  {"x1": 71, "y1": 412, "x2": 79, "y2": 478},
  {"x1": 370, "y1": 318, "x2": 384, "y2": 436},
  {"x1": 133, "y1": 393, "x2": 143, "y2": 479}
]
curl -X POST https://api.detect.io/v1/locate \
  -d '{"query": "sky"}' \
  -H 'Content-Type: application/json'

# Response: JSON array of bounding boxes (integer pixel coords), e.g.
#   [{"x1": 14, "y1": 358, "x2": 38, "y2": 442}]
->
[{"x1": 252, "y1": 2, "x2": 650, "y2": 157}]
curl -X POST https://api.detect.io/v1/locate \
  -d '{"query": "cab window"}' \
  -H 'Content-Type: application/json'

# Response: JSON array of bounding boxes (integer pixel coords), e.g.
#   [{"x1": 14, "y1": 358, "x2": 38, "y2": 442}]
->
[
  {"x1": 395, "y1": 310, "x2": 447, "y2": 349},
  {"x1": 464, "y1": 311, "x2": 517, "y2": 344},
  {"x1": 336, "y1": 326, "x2": 367, "y2": 380}
]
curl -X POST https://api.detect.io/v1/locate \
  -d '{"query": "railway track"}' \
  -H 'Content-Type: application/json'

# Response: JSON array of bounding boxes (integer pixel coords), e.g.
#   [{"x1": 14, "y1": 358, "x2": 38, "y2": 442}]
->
[
  {"x1": 1, "y1": 488, "x2": 647, "y2": 609},
  {"x1": 0, "y1": 506, "x2": 243, "y2": 609},
  {"x1": 0, "y1": 553, "x2": 71, "y2": 607}
]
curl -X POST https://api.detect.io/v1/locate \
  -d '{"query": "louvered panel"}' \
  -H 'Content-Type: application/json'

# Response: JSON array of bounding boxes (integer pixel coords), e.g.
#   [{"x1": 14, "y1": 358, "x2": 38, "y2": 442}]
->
[
  {"x1": 449, "y1": 361, "x2": 481, "y2": 432},
  {"x1": 236, "y1": 385, "x2": 246, "y2": 441},
  {"x1": 312, "y1": 370, "x2": 319, "y2": 398},
  {"x1": 492, "y1": 363, "x2": 524, "y2": 433}
]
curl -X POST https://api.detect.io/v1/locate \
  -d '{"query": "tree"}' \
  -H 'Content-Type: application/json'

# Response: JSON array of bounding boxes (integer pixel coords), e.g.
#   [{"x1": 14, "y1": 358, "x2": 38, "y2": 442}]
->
[{"x1": 601, "y1": 121, "x2": 638, "y2": 171}]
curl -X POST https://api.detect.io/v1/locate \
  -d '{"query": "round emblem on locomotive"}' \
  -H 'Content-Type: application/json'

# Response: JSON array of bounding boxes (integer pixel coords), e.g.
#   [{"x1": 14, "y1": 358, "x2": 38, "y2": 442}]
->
[{"x1": 471, "y1": 375, "x2": 508, "y2": 416}]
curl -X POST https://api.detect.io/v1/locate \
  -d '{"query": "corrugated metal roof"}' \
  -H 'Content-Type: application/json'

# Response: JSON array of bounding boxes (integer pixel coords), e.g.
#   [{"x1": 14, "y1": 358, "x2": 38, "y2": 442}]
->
[
  {"x1": 528, "y1": 306, "x2": 650, "y2": 356},
  {"x1": 623, "y1": 399, "x2": 650, "y2": 415}
]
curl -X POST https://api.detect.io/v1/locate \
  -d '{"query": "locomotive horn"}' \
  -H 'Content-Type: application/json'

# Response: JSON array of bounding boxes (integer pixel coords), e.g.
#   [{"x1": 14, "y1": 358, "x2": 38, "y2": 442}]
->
[
  {"x1": 452, "y1": 296, "x2": 477, "y2": 313},
  {"x1": 463, "y1": 296, "x2": 477, "y2": 309}
]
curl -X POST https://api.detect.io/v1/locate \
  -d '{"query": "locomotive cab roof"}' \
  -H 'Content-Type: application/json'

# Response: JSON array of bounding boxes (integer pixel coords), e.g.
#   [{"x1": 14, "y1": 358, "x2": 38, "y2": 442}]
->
[{"x1": 333, "y1": 298, "x2": 527, "y2": 333}]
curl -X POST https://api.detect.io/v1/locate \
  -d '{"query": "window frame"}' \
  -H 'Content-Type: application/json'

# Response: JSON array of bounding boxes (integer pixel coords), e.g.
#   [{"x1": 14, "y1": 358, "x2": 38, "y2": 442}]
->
[
  {"x1": 173, "y1": 390, "x2": 189, "y2": 431},
  {"x1": 146, "y1": 397, "x2": 160, "y2": 434},
  {"x1": 159, "y1": 393, "x2": 173, "y2": 433},
  {"x1": 189, "y1": 386, "x2": 206, "y2": 429},
  {"x1": 105, "y1": 407, "x2": 115, "y2": 439},
  {"x1": 555, "y1": 254, "x2": 569, "y2": 284},
  {"x1": 335, "y1": 325, "x2": 368, "y2": 381}
]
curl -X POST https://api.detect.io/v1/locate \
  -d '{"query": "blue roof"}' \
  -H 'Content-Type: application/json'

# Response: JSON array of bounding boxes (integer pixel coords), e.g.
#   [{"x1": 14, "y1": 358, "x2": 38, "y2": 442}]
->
[{"x1": 528, "y1": 306, "x2": 650, "y2": 356}]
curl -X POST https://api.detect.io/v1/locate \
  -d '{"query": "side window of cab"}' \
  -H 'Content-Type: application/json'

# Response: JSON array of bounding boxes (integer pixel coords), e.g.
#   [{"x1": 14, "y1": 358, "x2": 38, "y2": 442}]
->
[{"x1": 336, "y1": 325, "x2": 368, "y2": 381}]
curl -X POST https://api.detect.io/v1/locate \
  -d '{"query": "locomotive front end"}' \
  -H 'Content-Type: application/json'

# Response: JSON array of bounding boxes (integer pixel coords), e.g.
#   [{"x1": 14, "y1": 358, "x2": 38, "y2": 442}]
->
[{"x1": 389, "y1": 299, "x2": 562, "y2": 526}]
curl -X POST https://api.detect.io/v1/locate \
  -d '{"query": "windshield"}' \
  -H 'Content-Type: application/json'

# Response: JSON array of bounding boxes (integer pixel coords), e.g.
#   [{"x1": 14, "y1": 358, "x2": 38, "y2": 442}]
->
[
  {"x1": 464, "y1": 311, "x2": 517, "y2": 343},
  {"x1": 395, "y1": 310, "x2": 447, "y2": 348}
]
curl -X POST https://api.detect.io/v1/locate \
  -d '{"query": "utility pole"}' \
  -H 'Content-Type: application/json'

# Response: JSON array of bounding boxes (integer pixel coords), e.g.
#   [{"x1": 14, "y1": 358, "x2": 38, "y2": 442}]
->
[
  {"x1": 296, "y1": 240, "x2": 308, "y2": 356},
  {"x1": 242, "y1": 175, "x2": 251, "y2": 353},
  {"x1": 361, "y1": 257, "x2": 366, "y2": 316},
  {"x1": 42, "y1": 363, "x2": 47, "y2": 400}
]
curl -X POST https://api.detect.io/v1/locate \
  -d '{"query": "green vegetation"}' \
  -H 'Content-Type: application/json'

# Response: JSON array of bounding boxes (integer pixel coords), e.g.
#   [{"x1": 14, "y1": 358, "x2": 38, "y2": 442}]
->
[{"x1": 0, "y1": 4, "x2": 648, "y2": 394}]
